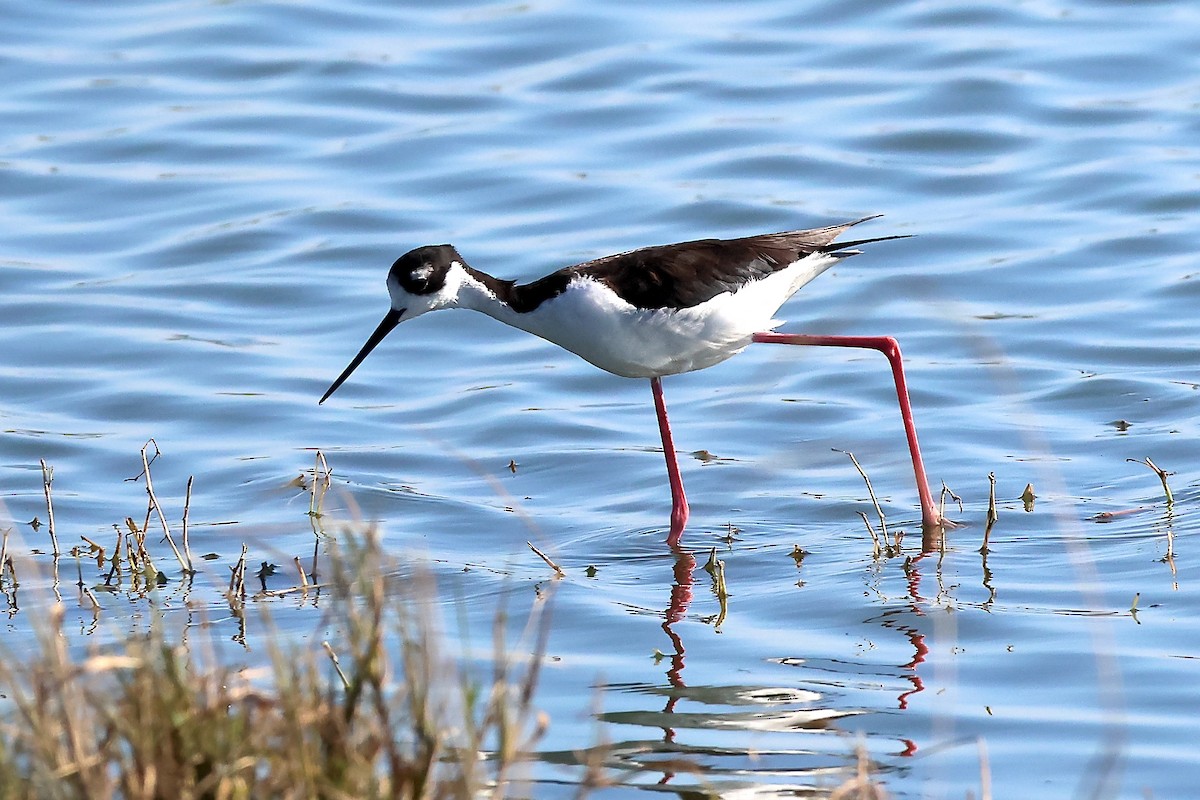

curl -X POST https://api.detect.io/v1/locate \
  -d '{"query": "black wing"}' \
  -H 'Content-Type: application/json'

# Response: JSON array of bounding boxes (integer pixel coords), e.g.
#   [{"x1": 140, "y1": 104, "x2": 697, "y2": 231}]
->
[
  {"x1": 574, "y1": 216, "x2": 904, "y2": 310},
  {"x1": 507, "y1": 216, "x2": 907, "y2": 312}
]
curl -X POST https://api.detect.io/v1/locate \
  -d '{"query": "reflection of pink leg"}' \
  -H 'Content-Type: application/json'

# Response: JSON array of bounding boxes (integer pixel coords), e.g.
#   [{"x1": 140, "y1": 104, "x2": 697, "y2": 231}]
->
[
  {"x1": 751, "y1": 332, "x2": 943, "y2": 529},
  {"x1": 659, "y1": 548, "x2": 695, "y2": 755},
  {"x1": 651, "y1": 377, "x2": 689, "y2": 545}
]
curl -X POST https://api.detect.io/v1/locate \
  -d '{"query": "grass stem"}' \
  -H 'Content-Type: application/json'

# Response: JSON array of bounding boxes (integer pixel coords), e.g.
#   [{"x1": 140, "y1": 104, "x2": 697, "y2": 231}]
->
[
  {"x1": 528, "y1": 541, "x2": 564, "y2": 577},
  {"x1": 1126, "y1": 456, "x2": 1174, "y2": 506},
  {"x1": 39, "y1": 459, "x2": 59, "y2": 556},
  {"x1": 836, "y1": 449, "x2": 888, "y2": 543}
]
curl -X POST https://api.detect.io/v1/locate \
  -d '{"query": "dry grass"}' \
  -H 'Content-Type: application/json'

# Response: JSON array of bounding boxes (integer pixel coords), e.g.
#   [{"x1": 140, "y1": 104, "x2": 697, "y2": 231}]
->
[{"x1": 0, "y1": 533, "x2": 551, "y2": 800}]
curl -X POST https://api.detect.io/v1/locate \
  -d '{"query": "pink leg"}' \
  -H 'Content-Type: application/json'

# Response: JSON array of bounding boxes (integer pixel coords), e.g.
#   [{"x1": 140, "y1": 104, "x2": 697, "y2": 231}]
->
[
  {"x1": 751, "y1": 332, "x2": 943, "y2": 529},
  {"x1": 651, "y1": 377, "x2": 689, "y2": 545}
]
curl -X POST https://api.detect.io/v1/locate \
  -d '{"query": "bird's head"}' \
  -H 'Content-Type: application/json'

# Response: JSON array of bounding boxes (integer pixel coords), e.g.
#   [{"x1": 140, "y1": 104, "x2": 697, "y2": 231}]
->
[
  {"x1": 319, "y1": 244, "x2": 468, "y2": 404},
  {"x1": 385, "y1": 244, "x2": 467, "y2": 319}
]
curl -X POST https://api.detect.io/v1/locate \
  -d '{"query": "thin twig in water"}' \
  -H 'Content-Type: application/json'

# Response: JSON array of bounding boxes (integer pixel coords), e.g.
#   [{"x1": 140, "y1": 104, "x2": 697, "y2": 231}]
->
[
  {"x1": 294, "y1": 556, "x2": 309, "y2": 588},
  {"x1": 711, "y1": 556, "x2": 728, "y2": 602},
  {"x1": 227, "y1": 544, "x2": 249, "y2": 609},
  {"x1": 1126, "y1": 457, "x2": 1174, "y2": 506},
  {"x1": 981, "y1": 472, "x2": 997, "y2": 554},
  {"x1": 262, "y1": 583, "x2": 329, "y2": 598},
  {"x1": 180, "y1": 475, "x2": 195, "y2": 573},
  {"x1": 527, "y1": 542, "x2": 564, "y2": 577},
  {"x1": 137, "y1": 441, "x2": 189, "y2": 574},
  {"x1": 40, "y1": 459, "x2": 59, "y2": 556},
  {"x1": 939, "y1": 481, "x2": 964, "y2": 520},
  {"x1": 835, "y1": 449, "x2": 887, "y2": 542},
  {"x1": 857, "y1": 511, "x2": 882, "y2": 558},
  {"x1": 124, "y1": 519, "x2": 145, "y2": 578},
  {"x1": 103, "y1": 526, "x2": 121, "y2": 586},
  {"x1": 82, "y1": 588, "x2": 102, "y2": 612},
  {"x1": 986, "y1": 472, "x2": 998, "y2": 526},
  {"x1": 309, "y1": 450, "x2": 332, "y2": 518}
]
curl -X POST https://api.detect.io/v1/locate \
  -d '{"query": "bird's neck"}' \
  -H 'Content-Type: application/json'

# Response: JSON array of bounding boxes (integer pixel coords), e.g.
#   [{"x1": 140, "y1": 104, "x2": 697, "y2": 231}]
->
[
  {"x1": 453, "y1": 265, "x2": 532, "y2": 328},
  {"x1": 453, "y1": 264, "x2": 587, "y2": 358}
]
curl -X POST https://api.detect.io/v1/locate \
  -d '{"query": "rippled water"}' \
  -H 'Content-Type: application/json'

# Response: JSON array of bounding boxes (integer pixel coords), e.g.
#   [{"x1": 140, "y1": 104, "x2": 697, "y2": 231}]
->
[{"x1": 3, "y1": 0, "x2": 1199, "y2": 796}]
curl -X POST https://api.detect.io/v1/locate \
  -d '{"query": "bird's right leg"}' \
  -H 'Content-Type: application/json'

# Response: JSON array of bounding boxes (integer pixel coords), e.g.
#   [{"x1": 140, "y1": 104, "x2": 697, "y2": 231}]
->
[{"x1": 651, "y1": 377, "x2": 690, "y2": 545}]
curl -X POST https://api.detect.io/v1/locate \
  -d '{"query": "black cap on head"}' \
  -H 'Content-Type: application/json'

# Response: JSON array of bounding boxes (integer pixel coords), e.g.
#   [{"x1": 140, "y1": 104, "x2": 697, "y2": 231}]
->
[{"x1": 390, "y1": 244, "x2": 460, "y2": 295}]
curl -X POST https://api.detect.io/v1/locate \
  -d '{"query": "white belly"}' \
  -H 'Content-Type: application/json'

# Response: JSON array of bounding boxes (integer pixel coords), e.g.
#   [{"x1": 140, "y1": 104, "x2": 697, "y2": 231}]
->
[{"x1": 498, "y1": 253, "x2": 839, "y2": 378}]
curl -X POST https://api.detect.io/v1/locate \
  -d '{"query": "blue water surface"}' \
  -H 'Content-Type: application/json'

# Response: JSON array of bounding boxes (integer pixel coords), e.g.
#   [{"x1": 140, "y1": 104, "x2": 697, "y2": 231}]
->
[{"x1": 2, "y1": 0, "x2": 1199, "y2": 796}]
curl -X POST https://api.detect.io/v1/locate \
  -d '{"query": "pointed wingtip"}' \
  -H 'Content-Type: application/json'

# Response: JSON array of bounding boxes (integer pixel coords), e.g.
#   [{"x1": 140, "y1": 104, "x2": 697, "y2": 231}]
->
[
  {"x1": 831, "y1": 215, "x2": 914, "y2": 251},
  {"x1": 828, "y1": 233, "x2": 913, "y2": 252},
  {"x1": 849, "y1": 213, "x2": 884, "y2": 226}
]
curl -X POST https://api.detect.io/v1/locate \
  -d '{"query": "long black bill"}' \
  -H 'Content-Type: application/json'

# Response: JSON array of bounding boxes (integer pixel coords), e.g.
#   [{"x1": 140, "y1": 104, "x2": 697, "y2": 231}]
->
[{"x1": 319, "y1": 308, "x2": 404, "y2": 404}]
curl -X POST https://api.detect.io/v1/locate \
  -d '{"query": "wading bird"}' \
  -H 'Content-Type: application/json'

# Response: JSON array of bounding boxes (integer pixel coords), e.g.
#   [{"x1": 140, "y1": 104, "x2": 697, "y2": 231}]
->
[{"x1": 321, "y1": 217, "x2": 943, "y2": 544}]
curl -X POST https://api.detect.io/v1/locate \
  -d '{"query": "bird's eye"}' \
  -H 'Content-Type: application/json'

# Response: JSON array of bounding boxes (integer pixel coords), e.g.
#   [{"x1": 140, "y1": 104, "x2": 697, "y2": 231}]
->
[{"x1": 413, "y1": 264, "x2": 436, "y2": 288}]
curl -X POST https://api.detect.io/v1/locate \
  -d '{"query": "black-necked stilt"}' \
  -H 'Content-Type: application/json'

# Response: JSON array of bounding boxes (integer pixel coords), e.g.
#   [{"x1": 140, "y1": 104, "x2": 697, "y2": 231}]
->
[{"x1": 321, "y1": 216, "x2": 944, "y2": 543}]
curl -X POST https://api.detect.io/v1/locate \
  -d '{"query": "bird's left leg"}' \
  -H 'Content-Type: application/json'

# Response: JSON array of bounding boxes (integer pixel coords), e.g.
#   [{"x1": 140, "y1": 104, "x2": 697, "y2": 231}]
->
[{"x1": 751, "y1": 332, "x2": 943, "y2": 531}]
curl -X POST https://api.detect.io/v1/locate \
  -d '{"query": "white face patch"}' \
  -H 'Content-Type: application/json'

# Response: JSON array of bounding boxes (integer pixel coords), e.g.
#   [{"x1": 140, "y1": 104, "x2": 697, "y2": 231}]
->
[{"x1": 413, "y1": 263, "x2": 436, "y2": 282}]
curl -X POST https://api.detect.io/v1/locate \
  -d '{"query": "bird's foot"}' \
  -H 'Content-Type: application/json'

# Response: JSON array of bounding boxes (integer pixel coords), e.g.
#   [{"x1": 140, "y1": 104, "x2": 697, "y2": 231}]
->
[{"x1": 666, "y1": 504, "x2": 689, "y2": 547}]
